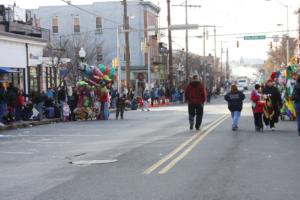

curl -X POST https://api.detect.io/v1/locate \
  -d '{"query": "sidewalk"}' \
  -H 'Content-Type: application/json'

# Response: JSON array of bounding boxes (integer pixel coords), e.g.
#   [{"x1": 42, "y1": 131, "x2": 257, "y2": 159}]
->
[{"x1": 0, "y1": 108, "x2": 118, "y2": 131}]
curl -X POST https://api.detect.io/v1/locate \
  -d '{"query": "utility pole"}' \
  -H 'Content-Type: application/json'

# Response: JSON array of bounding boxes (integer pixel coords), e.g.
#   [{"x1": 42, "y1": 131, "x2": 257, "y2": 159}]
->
[
  {"x1": 185, "y1": 0, "x2": 188, "y2": 82},
  {"x1": 203, "y1": 26, "x2": 206, "y2": 57},
  {"x1": 226, "y1": 48, "x2": 229, "y2": 81},
  {"x1": 220, "y1": 41, "x2": 223, "y2": 83},
  {"x1": 214, "y1": 26, "x2": 217, "y2": 85},
  {"x1": 172, "y1": 3, "x2": 201, "y2": 83},
  {"x1": 122, "y1": 0, "x2": 131, "y2": 92},
  {"x1": 167, "y1": 0, "x2": 173, "y2": 88}
]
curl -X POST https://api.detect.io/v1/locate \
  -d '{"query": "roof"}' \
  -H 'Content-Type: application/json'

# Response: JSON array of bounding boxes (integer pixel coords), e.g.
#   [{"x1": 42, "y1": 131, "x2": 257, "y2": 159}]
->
[{"x1": 0, "y1": 31, "x2": 48, "y2": 45}]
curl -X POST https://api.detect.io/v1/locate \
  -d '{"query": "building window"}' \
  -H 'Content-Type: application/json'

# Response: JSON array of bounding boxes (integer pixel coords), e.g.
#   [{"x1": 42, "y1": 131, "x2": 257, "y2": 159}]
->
[
  {"x1": 74, "y1": 16, "x2": 80, "y2": 33},
  {"x1": 52, "y1": 16, "x2": 58, "y2": 33},
  {"x1": 96, "y1": 45, "x2": 103, "y2": 62},
  {"x1": 96, "y1": 16, "x2": 102, "y2": 33},
  {"x1": 35, "y1": 17, "x2": 41, "y2": 31}
]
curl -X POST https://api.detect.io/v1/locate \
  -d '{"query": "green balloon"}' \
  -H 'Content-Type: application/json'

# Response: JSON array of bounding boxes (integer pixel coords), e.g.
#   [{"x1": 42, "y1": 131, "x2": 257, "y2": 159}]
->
[{"x1": 98, "y1": 64, "x2": 106, "y2": 73}]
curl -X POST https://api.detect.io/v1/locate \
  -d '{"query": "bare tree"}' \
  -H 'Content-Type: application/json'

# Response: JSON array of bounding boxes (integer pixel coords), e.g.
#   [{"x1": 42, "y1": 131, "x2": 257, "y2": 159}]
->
[
  {"x1": 264, "y1": 36, "x2": 297, "y2": 74},
  {"x1": 56, "y1": 32, "x2": 107, "y2": 87}
]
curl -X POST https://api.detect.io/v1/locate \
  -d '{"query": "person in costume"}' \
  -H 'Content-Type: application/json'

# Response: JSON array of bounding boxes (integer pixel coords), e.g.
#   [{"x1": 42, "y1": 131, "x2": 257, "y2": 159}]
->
[
  {"x1": 262, "y1": 79, "x2": 282, "y2": 131},
  {"x1": 292, "y1": 75, "x2": 300, "y2": 136}
]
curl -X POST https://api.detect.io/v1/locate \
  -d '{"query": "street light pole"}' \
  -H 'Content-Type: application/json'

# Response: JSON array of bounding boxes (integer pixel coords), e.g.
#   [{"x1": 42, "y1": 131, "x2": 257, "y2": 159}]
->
[
  {"x1": 286, "y1": 5, "x2": 289, "y2": 65},
  {"x1": 116, "y1": 26, "x2": 121, "y2": 93},
  {"x1": 265, "y1": 0, "x2": 289, "y2": 65},
  {"x1": 185, "y1": 0, "x2": 189, "y2": 82},
  {"x1": 147, "y1": 44, "x2": 151, "y2": 91}
]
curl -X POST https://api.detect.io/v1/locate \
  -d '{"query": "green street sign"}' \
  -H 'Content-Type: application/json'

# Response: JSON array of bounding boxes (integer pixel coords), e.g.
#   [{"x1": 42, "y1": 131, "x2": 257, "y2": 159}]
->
[{"x1": 243, "y1": 35, "x2": 266, "y2": 40}]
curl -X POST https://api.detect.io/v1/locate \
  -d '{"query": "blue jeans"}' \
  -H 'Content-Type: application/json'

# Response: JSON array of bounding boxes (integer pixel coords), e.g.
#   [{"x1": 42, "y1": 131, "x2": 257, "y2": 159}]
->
[
  {"x1": 294, "y1": 103, "x2": 300, "y2": 133},
  {"x1": 231, "y1": 111, "x2": 241, "y2": 128},
  {"x1": 0, "y1": 103, "x2": 7, "y2": 123}
]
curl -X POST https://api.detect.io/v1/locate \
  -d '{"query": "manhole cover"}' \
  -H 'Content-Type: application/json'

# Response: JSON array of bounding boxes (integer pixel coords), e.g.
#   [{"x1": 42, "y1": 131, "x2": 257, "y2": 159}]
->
[{"x1": 70, "y1": 159, "x2": 118, "y2": 166}]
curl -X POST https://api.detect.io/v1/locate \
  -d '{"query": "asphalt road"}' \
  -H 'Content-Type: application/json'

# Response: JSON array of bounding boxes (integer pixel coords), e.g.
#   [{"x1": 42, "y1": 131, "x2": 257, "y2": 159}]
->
[{"x1": 0, "y1": 97, "x2": 299, "y2": 200}]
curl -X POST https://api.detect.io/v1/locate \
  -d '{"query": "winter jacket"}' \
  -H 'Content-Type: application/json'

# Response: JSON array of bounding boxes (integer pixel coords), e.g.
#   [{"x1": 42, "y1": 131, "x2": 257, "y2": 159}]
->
[
  {"x1": 7, "y1": 87, "x2": 18, "y2": 107},
  {"x1": 292, "y1": 83, "x2": 300, "y2": 103},
  {"x1": 185, "y1": 81, "x2": 206, "y2": 104},
  {"x1": 116, "y1": 96, "x2": 126, "y2": 109},
  {"x1": 250, "y1": 90, "x2": 265, "y2": 113},
  {"x1": 57, "y1": 89, "x2": 66, "y2": 102},
  {"x1": 262, "y1": 86, "x2": 282, "y2": 112},
  {"x1": 17, "y1": 94, "x2": 25, "y2": 107},
  {"x1": 224, "y1": 91, "x2": 245, "y2": 112},
  {"x1": 0, "y1": 86, "x2": 7, "y2": 103},
  {"x1": 143, "y1": 93, "x2": 150, "y2": 101}
]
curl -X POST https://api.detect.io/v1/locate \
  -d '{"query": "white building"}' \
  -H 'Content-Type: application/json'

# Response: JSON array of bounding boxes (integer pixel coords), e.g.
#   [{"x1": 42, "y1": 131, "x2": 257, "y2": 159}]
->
[{"x1": 0, "y1": 31, "x2": 47, "y2": 94}]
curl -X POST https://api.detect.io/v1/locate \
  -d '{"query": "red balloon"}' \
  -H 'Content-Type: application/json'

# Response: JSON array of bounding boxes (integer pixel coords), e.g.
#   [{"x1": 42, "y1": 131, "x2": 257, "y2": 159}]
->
[{"x1": 104, "y1": 66, "x2": 110, "y2": 75}]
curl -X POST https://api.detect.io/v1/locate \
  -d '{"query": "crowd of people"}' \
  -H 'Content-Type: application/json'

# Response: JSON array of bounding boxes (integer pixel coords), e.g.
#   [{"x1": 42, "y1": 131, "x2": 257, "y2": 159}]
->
[
  {"x1": 0, "y1": 81, "x2": 200, "y2": 126},
  {"x1": 224, "y1": 77, "x2": 299, "y2": 135}
]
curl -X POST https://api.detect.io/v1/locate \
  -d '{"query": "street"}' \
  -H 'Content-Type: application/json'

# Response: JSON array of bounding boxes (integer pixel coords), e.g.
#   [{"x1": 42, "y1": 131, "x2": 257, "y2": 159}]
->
[{"x1": 0, "y1": 98, "x2": 300, "y2": 200}]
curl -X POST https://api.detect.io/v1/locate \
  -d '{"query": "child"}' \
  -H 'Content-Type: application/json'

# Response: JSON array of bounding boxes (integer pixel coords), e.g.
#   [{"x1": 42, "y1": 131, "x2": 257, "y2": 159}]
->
[
  {"x1": 63, "y1": 102, "x2": 71, "y2": 122},
  {"x1": 142, "y1": 90, "x2": 150, "y2": 111},
  {"x1": 250, "y1": 84, "x2": 265, "y2": 132},
  {"x1": 116, "y1": 94, "x2": 126, "y2": 120}
]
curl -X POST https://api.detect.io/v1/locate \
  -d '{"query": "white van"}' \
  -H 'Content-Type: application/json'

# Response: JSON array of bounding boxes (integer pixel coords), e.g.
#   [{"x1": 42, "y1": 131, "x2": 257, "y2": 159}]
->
[{"x1": 237, "y1": 78, "x2": 248, "y2": 90}]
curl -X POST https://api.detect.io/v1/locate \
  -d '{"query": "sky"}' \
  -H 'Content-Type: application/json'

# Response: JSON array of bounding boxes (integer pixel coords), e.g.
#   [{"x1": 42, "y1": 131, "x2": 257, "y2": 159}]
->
[{"x1": 2, "y1": 0, "x2": 300, "y2": 62}]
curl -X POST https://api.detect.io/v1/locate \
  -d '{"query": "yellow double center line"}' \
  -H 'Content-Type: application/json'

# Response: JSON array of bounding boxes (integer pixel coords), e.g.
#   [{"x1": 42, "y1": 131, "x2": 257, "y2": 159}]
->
[{"x1": 143, "y1": 114, "x2": 229, "y2": 175}]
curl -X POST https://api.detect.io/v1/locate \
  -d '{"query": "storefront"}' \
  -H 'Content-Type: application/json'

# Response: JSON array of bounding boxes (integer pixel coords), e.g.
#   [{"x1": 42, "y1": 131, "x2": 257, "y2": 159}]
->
[{"x1": 0, "y1": 31, "x2": 47, "y2": 94}]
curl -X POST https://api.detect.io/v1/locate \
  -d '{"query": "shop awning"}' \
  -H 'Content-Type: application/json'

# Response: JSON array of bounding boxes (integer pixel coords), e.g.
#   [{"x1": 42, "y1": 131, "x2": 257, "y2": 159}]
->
[{"x1": 0, "y1": 67, "x2": 19, "y2": 73}]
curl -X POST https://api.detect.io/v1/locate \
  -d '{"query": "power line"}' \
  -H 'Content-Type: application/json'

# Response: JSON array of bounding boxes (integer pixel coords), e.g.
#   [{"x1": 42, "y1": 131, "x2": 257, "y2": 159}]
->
[
  {"x1": 60, "y1": 0, "x2": 131, "y2": 28},
  {"x1": 170, "y1": 29, "x2": 299, "y2": 38}
]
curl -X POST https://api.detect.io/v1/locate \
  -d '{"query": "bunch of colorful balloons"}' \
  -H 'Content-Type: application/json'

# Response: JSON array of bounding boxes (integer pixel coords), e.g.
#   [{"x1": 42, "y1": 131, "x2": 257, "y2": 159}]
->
[{"x1": 80, "y1": 63, "x2": 117, "y2": 85}]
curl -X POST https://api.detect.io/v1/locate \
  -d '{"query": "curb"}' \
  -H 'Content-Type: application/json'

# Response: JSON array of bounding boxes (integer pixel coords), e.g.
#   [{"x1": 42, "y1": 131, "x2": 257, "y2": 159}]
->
[
  {"x1": 0, "y1": 109, "x2": 118, "y2": 131},
  {"x1": 0, "y1": 118, "x2": 60, "y2": 131}
]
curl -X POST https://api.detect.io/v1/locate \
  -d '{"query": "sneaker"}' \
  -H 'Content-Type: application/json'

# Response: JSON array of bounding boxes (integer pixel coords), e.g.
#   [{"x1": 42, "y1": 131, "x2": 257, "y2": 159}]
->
[
  {"x1": 271, "y1": 127, "x2": 275, "y2": 131},
  {"x1": 232, "y1": 127, "x2": 237, "y2": 131}
]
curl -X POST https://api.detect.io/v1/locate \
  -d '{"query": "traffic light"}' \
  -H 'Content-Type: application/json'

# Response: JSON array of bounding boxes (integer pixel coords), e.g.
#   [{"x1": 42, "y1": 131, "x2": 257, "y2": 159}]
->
[
  {"x1": 270, "y1": 41, "x2": 273, "y2": 49},
  {"x1": 236, "y1": 40, "x2": 239, "y2": 48}
]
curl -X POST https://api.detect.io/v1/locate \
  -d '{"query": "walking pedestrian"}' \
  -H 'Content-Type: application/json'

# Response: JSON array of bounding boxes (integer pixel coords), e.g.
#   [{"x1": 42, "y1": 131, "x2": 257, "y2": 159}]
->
[
  {"x1": 292, "y1": 75, "x2": 300, "y2": 136},
  {"x1": 185, "y1": 75, "x2": 206, "y2": 130},
  {"x1": 224, "y1": 84, "x2": 245, "y2": 131},
  {"x1": 262, "y1": 79, "x2": 282, "y2": 131},
  {"x1": 116, "y1": 93, "x2": 126, "y2": 120},
  {"x1": 250, "y1": 84, "x2": 265, "y2": 132}
]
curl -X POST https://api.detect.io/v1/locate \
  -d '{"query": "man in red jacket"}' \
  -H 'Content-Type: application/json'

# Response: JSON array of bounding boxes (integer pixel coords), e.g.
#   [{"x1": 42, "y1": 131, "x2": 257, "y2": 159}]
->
[{"x1": 185, "y1": 75, "x2": 206, "y2": 130}]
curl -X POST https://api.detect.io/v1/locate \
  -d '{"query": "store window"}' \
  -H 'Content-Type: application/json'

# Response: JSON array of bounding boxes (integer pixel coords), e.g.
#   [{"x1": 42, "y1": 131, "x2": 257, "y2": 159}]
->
[
  {"x1": 52, "y1": 16, "x2": 58, "y2": 33},
  {"x1": 74, "y1": 16, "x2": 80, "y2": 33},
  {"x1": 8, "y1": 69, "x2": 25, "y2": 91},
  {"x1": 35, "y1": 17, "x2": 41, "y2": 31},
  {"x1": 29, "y1": 66, "x2": 39, "y2": 92},
  {"x1": 96, "y1": 16, "x2": 102, "y2": 33},
  {"x1": 96, "y1": 45, "x2": 103, "y2": 62}
]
